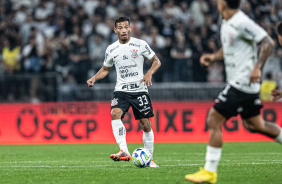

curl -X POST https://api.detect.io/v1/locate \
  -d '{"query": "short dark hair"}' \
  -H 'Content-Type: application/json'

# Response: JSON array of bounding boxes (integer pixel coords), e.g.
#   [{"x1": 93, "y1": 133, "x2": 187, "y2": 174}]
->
[
  {"x1": 224, "y1": 0, "x2": 241, "y2": 9},
  {"x1": 115, "y1": 16, "x2": 130, "y2": 27},
  {"x1": 277, "y1": 22, "x2": 282, "y2": 36}
]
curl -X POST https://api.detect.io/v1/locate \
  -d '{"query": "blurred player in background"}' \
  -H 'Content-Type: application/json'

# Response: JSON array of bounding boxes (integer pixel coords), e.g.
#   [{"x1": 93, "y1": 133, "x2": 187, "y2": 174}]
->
[
  {"x1": 87, "y1": 17, "x2": 161, "y2": 167},
  {"x1": 185, "y1": 0, "x2": 282, "y2": 183},
  {"x1": 271, "y1": 22, "x2": 282, "y2": 101}
]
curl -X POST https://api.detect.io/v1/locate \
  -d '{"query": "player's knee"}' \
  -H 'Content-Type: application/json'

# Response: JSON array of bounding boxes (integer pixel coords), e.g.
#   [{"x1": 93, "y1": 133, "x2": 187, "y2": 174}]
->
[
  {"x1": 206, "y1": 109, "x2": 222, "y2": 130},
  {"x1": 140, "y1": 119, "x2": 151, "y2": 132},
  {"x1": 111, "y1": 109, "x2": 122, "y2": 120},
  {"x1": 243, "y1": 122, "x2": 258, "y2": 133}
]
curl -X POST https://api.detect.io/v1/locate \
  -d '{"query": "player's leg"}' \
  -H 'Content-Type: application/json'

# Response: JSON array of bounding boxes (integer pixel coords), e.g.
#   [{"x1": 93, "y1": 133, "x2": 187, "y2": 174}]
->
[
  {"x1": 205, "y1": 108, "x2": 226, "y2": 170},
  {"x1": 110, "y1": 92, "x2": 131, "y2": 161},
  {"x1": 185, "y1": 108, "x2": 226, "y2": 183},
  {"x1": 139, "y1": 118, "x2": 154, "y2": 155},
  {"x1": 130, "y1": 92, "x2": 158, "y2": 167},
  {"x1": 243, "y1": 115, "x2": 282, "y2": 142},
  {"x1": 139, "y1": 118, "x2": 159, "y2": 167},
  {"x1": 186, "y1": 85, "x2": 238, "y2": 183},
  {"x1": 241, "y1": 91, "x2": 282, "y2": 143},
  {"x1": 111, "y1": 108, "x2": 129, "y2": 153}
]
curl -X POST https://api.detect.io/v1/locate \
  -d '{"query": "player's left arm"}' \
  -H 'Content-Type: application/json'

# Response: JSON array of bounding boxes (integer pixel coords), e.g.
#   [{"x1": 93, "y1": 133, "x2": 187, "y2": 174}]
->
[
  {"x1": 250, "y1": 36, "x2": 275, "y2": 84},
  {"x1": 141, "y1": 54, "x2": 161, "y2": 86},
  {"x1": 239, "y1": 19, "x2": 275, "y2": 84}
]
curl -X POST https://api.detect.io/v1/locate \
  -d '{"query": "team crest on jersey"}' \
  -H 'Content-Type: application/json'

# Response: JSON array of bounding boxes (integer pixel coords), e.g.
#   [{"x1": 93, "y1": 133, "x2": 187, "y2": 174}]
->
[
  {"x1": 228, "y1": 32, "x2": 236, "y2": 46},
  {"x1": 111, "y1": 98, "x2": 118, "y2": 106},
  {"x1": 130, "y1": 49, "x2": 138, "y2": 58}
]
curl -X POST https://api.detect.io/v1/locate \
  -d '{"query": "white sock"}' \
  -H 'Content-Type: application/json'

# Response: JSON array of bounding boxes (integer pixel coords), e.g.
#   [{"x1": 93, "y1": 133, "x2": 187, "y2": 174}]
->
[
  {"x1": 111, "y1": 119, "x2": 129, "y2": 154},
  {"x1": 275, "y1": 130, "x2": 282, "y2": 144},
  {"x1": 143, "y1": 129, "x2": 154, "y2": 155},
  {"x1": 204, "y1": 145, "x2": 222, "y2": 172}
]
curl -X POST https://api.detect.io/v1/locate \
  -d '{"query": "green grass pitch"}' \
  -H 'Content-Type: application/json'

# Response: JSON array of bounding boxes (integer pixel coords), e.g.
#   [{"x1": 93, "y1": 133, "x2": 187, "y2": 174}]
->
[{"x1": 0, "y1": 142, "x2": 281, "y2": 184}]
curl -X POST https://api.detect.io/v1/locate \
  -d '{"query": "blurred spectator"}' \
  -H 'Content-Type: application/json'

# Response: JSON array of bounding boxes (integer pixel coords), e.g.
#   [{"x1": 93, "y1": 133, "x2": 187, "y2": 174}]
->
[
  {"x1": 2, "y1": 37, "x2": 21, "y2": 75},
  {"x1": 34, "y1": 0, "x2": 53, "y2": 22},
  {"x1": 88, "y1": 34, "x2": 108, "y2": 71},
  {"x1": 190, "y1": 0, "x2": 209, "y2": 27},
  {"x1": 176, "y1": 1, "x2": 192, "y2": 26},
  {"x1": 142, "y1": 26, "x2": 165, "y2": 49},
  {"x1": 171, "y1": 34, "x2": 192, "y2": 82},
  {"x1": 260, "y1": 72, "x2": 277, "y2": 101},
  {"x1": 159, "y1": 37, "x2": 172, "y2": 82},
  {"x1": 22, "y1": 36, "x2": 42, "y2": 73},
  {"x1": 69, "y1": 36, "x2": 89, "y2": 84},
  {"x1": 2, "y1": 36, "x2": 21, "y2": 101},
  {"x1": 106, "y1": 0, "x2": 119, "y2": 18}
]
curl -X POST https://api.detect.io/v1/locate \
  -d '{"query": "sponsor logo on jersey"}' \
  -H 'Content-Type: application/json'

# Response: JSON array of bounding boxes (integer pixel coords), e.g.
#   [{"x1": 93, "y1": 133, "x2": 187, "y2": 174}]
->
[
  {"x1": 119, "y1": 64, "x2": 137, "y2": 69},
  {"x1": 144, "y1": 111, "x2": 150, "y2": 115},
  {"x1": 244, "y1": 28, "x2": 256, "y2": 38},
  {"x1": 145, "y1": 45, "x2": 152, "y2": 55},
  {"x1": 121, "y1": 72, "x2": 138, "y2": 79},
  {"x1": 225, "y1": 62, "x2": 236, "y2": 68},
  {"x1": 129, "y1": 43, "x2": 140, "y2": 48},
  {"x1": 122, "y1": 83, "x2": 139, "y2": 90},
  {"x1": 110, "y1": 45, "x2": 119, "y2": 53},
  {"x1": 140, "y1": 107, "x2": 151, "y2": 112},
  {"x1": 123, "y1": 55, "x2": 128, "y2": 60},
  {"x1": 228, "y1": 32, "x2": 236, "y2": 46},
  {"x1": 111, "y1": 98, "x2": 118, "y2": 106},
  {"x1": 130, "y1": 49, "x2": 138, "y2": 58}
]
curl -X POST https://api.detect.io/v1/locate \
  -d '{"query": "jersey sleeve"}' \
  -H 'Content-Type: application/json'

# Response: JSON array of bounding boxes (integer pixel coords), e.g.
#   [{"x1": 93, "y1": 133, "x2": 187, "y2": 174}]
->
[
  {"x1": 103, "y1": 47, "x2": 113, "y2": 67},
  {"x1": 141, "y1": 40, "x2": 155, "y2": 60},
  {"x1": 239, "y1": 19, "x2": 268, "y2": 43}
]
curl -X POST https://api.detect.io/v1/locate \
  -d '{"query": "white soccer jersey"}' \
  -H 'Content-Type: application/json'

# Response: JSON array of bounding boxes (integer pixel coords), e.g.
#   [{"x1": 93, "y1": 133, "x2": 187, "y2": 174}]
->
[
  {"x1": 103, "y1": 37, "x2": 155, "y2": 92},
  {"x1": 220, "y1": 10, "x2": 267, "y2": 94}
]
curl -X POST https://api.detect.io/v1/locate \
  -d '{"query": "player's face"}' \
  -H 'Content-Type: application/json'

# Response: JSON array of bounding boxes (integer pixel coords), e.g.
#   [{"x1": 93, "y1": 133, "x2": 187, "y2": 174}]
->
[
  {"x1": 114, "y1": 21, "x2": 132, "y2": 43},
  {"x1": 279, "y1": 35, "x2": 282, "y2": 46}
]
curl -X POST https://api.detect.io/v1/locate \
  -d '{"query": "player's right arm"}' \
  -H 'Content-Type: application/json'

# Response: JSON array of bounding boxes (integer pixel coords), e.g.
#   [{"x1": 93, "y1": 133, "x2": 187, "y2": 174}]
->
[
  {"x1": 87, "y1": 66, "x2": 111, "y2": 87},
  {"x1": 200, "y1": 48, "x2": 223, "y2": 67},
  {"x1": 87, "y1": 46, "x2": 113, "y2": 87}
]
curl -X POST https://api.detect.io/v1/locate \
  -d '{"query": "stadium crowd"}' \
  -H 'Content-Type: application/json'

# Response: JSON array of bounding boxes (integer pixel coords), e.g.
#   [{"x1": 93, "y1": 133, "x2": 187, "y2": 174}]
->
[{"x1": 1, "y1": 0, "x2": 282, "y2": 102}]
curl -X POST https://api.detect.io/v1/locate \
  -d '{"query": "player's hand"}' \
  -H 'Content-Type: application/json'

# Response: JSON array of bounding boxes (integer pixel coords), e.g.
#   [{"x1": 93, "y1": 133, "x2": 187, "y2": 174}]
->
[
  {"x1": 200, "y1": 54, "x2": 214, "y2": 67},
  {"x1": 249, "y1": 67, "x2": 261, "y2": 84},
  {"x1": 271, "y1": 89, "x2": 282, "y2": 101},
  {"x1": 87, "y1": 77, "x2": 95, "y2": 87},
  {"x1": 141, "y1": 73, "x2": 152, "y2": 86}
]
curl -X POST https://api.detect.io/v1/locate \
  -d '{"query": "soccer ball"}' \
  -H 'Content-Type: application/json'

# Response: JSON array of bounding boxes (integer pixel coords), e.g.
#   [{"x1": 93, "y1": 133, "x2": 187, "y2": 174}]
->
[{"x1": 132, "y1": 148, "x2": 152, "y2": 168}]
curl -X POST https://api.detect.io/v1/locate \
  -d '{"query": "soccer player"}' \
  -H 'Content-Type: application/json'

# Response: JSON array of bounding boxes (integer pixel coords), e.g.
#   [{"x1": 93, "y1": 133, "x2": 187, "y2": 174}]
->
[
  {"x1": 87, "y1": 17, "x2": 161, "y2": 167},
  {"x1": 271, "y1": 22, "x2": 282, "y2": 101},
  {"x1": 185, "y1": 0, "x2": 282, "y2": 183}
]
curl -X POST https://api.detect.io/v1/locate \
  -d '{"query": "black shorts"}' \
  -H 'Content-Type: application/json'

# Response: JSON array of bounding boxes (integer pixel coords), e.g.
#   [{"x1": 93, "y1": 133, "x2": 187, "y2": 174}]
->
[
  {"x1": 111, "y1": 91, "x2": 154, "y2": 120},
  {"x1": 214, "y1": 85, "x2": 263, "y2": 120}
]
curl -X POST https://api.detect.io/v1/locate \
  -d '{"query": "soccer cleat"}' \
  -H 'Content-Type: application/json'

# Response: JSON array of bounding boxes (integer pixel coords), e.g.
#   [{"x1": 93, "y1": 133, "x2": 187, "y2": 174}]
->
[
  {"x1": 149, "y1": 160, "x2": 159, "y2": 167},
  {"x1": 110, "y1": 150, "x2": 131, "y2": 161},
  {"x1": 185, "y1": 168, "x2": 217, "y2": 183}
]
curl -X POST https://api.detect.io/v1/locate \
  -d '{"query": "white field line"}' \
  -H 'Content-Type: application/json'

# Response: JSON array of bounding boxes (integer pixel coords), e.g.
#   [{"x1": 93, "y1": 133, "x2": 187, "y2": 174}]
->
[
  {"x1": 1, "y1": 158, "x2": 282, "y2": 164},
  {"x1": 0, "y1": 161, "x2": 282, "y2": 168}
]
